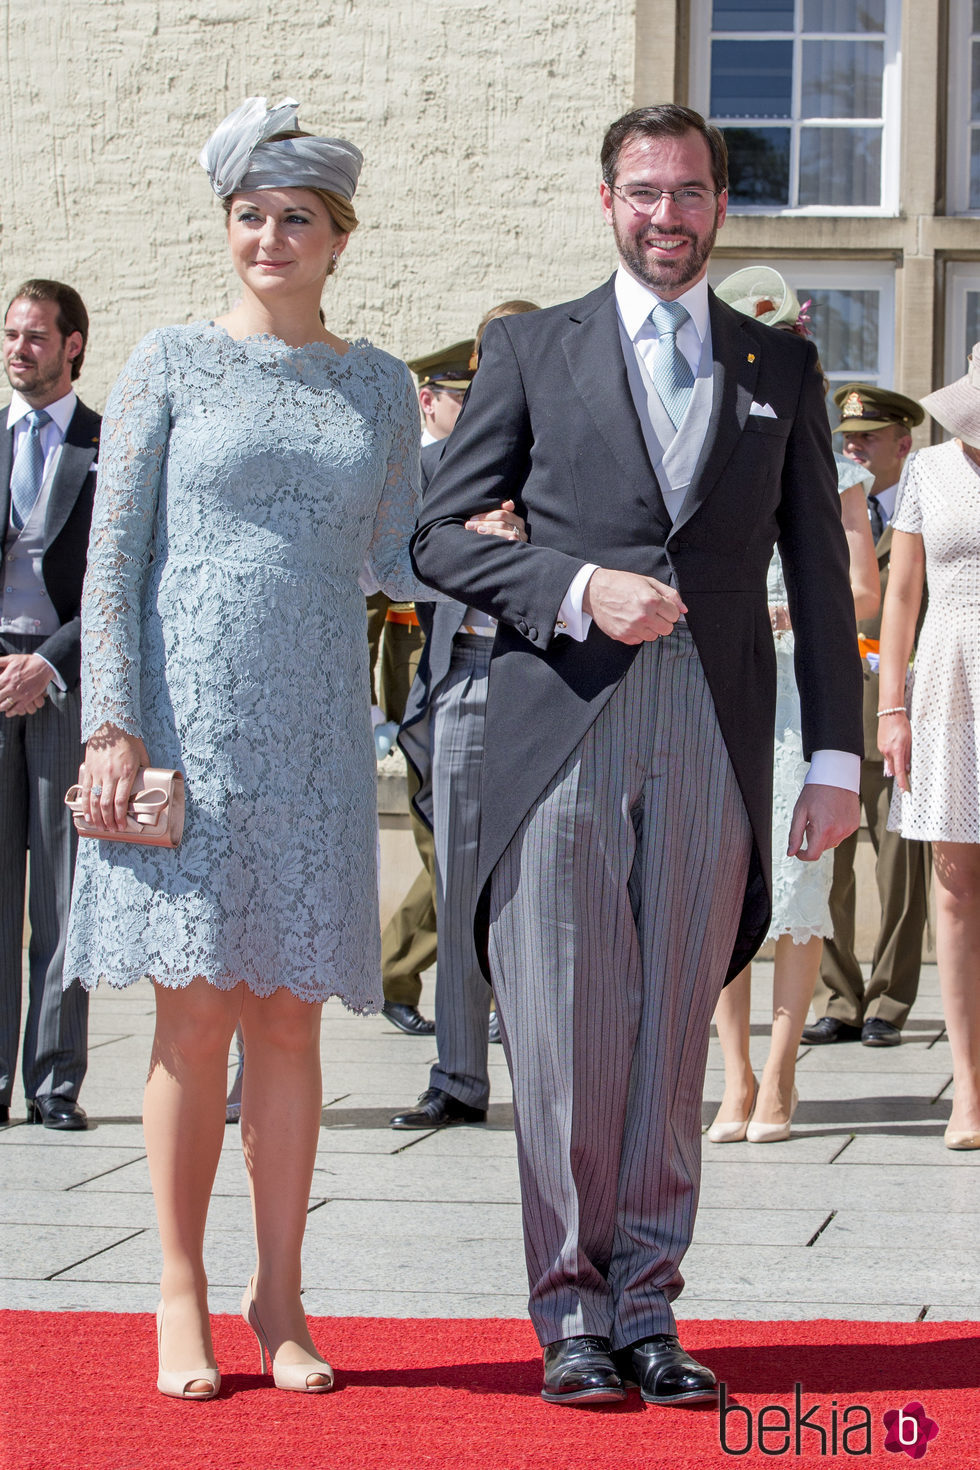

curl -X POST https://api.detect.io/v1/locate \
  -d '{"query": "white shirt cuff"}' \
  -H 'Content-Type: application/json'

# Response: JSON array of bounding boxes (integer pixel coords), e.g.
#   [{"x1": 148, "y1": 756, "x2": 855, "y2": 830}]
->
[
  {"x1": 36, "y1": 655, "x2": 65, "y2": 692},
  {"x1": 556, "y1": 564, "x2": 599, "y2": 641},
  {"x1": 805, "y1": 750, "x2": 861, "y2": 793}
]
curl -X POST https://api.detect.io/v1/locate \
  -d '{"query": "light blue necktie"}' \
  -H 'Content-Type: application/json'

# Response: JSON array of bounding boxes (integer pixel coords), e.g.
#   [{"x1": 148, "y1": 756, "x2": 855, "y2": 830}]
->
[
  {"x1": 10, "y1": 408, "x2": 52, "y2": 531},
  {"x1": 650, "y1": 301, "x2": 694, "y2": 430}
]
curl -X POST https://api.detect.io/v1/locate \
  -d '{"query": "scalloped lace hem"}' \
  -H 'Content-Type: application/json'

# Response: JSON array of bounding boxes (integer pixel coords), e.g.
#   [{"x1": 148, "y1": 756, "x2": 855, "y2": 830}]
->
[
  {"x1": 66, "y1": 967, "x2": 381, "y2": 1013},
  {"x1": 766, "y1": 921, "x2": 834, "y2": 945}
]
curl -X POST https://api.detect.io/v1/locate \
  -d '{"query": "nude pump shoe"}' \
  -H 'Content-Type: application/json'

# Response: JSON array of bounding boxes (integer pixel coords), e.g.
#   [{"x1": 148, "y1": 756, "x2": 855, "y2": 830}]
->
[
  {"x1": 944, "y1": 1128, "x2": 980, "y2": 1150},
  {"x1": 746, "y1": 1086, "x2": 799, "y2": 1144},
  {"x1": 155, "y1": 1302, "x2": 220, "y2": 1400},
  {"x1": 707, "y1": 1081, "x2": 758, "y2": 1143},
  {"x1": 241, "y1": 1279, "x2": 334, "y2": 1393}
]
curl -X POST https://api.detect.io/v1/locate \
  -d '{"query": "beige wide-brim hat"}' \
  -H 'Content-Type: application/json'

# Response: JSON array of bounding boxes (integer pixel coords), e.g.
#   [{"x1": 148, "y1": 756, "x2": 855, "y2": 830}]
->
[
  {"x1": 920, "y1": 344, "x2": 980, "y2": 449},
  {"x1": 713, "y1": 266, "x2": 801, "y2": 327}
]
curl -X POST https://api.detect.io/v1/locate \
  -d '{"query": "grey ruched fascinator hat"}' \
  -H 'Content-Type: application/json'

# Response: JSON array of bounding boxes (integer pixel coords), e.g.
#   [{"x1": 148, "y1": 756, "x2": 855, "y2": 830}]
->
[
  {"x1": 920, "y1": 344, "x2": 980, "y2": 450},
  {"x1": 199, "y1": 97, "x2": 363, "y2": 202}
]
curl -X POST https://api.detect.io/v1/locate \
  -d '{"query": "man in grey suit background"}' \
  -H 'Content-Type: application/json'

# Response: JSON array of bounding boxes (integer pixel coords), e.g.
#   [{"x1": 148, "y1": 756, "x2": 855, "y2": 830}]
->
[
  {"x1": 1, "y1": 279, "x2": 99, "y2": 1130},
  {"x1": 412, "y1": 107, "x2": 862, "y2": 1406}
]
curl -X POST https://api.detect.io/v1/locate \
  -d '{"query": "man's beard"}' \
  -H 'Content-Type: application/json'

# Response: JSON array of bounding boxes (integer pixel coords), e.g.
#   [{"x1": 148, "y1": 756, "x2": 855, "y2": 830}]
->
[{"x1": 613, "y1": 211, "x2": 719, "y2": 295}]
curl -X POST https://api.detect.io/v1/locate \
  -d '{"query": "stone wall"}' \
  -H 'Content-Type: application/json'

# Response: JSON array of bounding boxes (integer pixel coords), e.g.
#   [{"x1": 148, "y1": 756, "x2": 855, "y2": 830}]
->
[{"x1": 1, "y1": 0, "x2": 635, "y2": 408}]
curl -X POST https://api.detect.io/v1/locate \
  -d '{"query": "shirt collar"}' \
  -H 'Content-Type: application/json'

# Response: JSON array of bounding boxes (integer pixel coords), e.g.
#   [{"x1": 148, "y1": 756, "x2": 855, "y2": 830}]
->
[
  {"x1": 614, "y1": 266, "x2": 710, "y2": 344},
  {"x1": 874, "y1": 480, "x2": 899, "y2": 521},
  {"x1": 7, "y1": 388, "x2": 77, "y2": 435}
]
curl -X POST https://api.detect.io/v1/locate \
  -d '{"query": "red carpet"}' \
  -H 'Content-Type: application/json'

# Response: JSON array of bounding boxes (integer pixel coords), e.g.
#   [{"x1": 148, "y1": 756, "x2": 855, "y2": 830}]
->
[{"x1": 2, "y1": 1314, "x2": 977, "y2": 1470}]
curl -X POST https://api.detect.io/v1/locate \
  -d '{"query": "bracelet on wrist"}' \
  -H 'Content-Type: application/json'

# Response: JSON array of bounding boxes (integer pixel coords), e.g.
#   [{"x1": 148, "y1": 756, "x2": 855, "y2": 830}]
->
[{"x1": 876, "y1": 706, "x2": 907, "y2": 719}]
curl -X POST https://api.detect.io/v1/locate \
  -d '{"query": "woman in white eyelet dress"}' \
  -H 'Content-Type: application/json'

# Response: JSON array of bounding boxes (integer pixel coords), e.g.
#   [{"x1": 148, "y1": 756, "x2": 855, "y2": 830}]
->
[
  {"x1": 708, "y1": 455, "x2": 878, "y2": 1143},
  {"x1": 62, "y1": 100, "x2": 522, "y2": 1401},
  {"x1": 878, "y1": 389, "x2": 980, "y2": 1149}
]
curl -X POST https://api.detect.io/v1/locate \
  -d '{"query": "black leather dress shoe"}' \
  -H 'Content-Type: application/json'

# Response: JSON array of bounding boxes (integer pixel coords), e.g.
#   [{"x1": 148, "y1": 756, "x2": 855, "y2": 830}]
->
[
  {"x1": 801, "y1": 1016, "x2": 862, "y2": 1045},
  {"x1": 616, "y1": 1334, "x2": 717, "y2": 1406},
  {"x1": 27, "y1": 1097, "x2": 88, "y2": 1131},
  {"x1": 382, "y1": 1001, "x2": 436, "y2": 1036},
  {"x1": 541, "y1": 1336, "x2": 626, "y2": 1405},
  {"x1": 861, "y1": 1017, "x2": 901, "y2": 1046},
  {"x1": 390, "y1": 1087, "x2": 486, "y2": 1129},
  {"x1": 488, "y1": 1010, "x2": 502, "y2": 1045}
]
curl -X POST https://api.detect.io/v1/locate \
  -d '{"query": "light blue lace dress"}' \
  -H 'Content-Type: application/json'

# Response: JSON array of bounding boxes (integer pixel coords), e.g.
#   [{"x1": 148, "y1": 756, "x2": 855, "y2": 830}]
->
[
  {"x1": 63, "y1": 323, "x2": 429, "y2": 1008},
  {"x1": 766, "y1": 454, "x2": 869, "y2": 942}
]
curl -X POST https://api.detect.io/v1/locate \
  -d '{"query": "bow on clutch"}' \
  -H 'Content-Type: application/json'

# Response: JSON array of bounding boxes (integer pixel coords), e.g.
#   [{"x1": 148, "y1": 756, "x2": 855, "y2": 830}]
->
[{"x1": 65, "y1": 768, "x2": 185, "y2": 848}]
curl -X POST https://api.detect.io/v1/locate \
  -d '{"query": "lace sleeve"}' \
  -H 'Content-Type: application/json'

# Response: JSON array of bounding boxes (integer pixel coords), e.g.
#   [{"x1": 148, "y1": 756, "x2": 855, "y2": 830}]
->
[
  {"x1": 80, "y1": 331, "x2": 171, "y2": 741},
  {"x1": 362, "y1": 363, "x2": 438, "y2": 601}
]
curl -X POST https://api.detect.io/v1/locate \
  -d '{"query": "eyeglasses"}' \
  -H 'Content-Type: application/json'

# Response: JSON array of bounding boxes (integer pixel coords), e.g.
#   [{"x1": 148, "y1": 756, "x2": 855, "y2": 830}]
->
[{"x1": 610, "y1": 184, "x2": 721, "y2": 215}]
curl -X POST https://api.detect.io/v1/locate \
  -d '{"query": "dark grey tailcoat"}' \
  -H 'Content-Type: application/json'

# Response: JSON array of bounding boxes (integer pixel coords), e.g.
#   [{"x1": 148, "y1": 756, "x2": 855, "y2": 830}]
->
[{"x1": 411, "y1": 276, "x2": 864, "y2": 981}]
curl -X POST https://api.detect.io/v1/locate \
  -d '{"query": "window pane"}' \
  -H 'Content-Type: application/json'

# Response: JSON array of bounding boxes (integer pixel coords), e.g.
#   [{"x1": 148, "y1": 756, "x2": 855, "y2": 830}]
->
[
  {"x1": 802, "y1": 40, "x2": 883, "y2": 117},
  {"x1": 799, "y1": 126, "x2": 881, "y2": 204},
  {"x1": 972, "y1": 40, "x2": 980, "y2": 121},
  {"x1": 971, "y1": 131, "x2": 980, "y2": 210},
  {"x1": 724, "y1": 127, "x2": 791, "y2": 204},
  {"x1": 802, "y1": 0, "x2": 885, "y2": 32},
  {"x1": 966, "y1": 293, "x2": 980, "y2": 364},
  {"x1": 803, "y1": 288, "x2": 879, "y2": 375},
  {"x1": 713, "y1": 0, "x2": 793, "y2": 30},
  {"x1": 711, "y1": 40, "x2": 793, "y2": 117}
]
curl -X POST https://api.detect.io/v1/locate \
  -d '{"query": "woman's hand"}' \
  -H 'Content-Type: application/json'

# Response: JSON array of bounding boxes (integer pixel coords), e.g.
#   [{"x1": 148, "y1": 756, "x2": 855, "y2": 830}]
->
[
  {"x1": 877, "y1": 711, "x2": 912, "y2": 793},
  {"x1": 79, "y1": 724, "x2": 151, "y2": 832},
  {"x1": 769, "y1": 604, "x2": 791, "y2": 634},
  {"x1": 464, "y1": 500, "x2": 527, "y2": 542}
]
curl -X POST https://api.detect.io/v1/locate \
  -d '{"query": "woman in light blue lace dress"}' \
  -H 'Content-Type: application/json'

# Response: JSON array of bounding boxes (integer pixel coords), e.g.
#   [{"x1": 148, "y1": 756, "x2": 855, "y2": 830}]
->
[
  {"x1": 62, "y1": 100, "x2": 518, "y2": 1401},
  {"x1": 706, "y1": 270, "x2": 879, "y2": 1144}
]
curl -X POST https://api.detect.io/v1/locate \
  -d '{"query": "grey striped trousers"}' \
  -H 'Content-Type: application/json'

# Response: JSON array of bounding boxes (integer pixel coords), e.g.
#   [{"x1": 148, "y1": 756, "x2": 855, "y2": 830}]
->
[
  {"x1": 488, "y1": 626, "x2": 751, "y2": 1348},
  {"x1": 0, "y1": 667, "x2": 87, "y2": 1105},
  {"x1": 429, "y1": 635, "x2": 493, "y2": 1109}
]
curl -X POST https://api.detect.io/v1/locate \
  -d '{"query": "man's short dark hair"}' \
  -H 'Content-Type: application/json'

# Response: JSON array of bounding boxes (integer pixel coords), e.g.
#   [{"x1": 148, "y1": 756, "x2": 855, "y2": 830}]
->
[
  {"x1": 601, "y1": 105, "x2": 729, "y2": 195},
  {"x1": 5, "y1": 279, "x2": 89, "y2": 380}
]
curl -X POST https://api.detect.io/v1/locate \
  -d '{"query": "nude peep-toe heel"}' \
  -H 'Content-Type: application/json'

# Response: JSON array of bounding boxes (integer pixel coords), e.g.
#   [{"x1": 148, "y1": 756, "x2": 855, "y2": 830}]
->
[
  {"x1": 155, "y1": 1302, "x2": 220, "y2": 1400},
  {"x1": 746, "y1": 1086, "x2": 799, "y2": 1144},
  {"x1": 240, "y1": 1279, "x2": 334, "y2": 1393}
]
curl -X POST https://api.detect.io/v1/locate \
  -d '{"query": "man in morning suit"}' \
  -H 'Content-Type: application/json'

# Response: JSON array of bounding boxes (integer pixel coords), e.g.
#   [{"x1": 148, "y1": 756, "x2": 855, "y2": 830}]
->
[
  {"x1": 411, "y1": 107, "x2": 863, "y2": 1407},
  {"x1": 805, "y1": 384, "x2": 930, "y2": 1048},
  {"x1": 0, "y1": 279, "x2": 99, "y2": 1129}
]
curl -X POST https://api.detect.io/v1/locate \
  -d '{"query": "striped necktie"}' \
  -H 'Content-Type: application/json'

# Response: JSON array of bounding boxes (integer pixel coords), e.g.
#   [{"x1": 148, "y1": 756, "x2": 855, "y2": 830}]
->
[
  {"x1": 10, "y1": 408, "x2": 52, "y2": 531},
  {"x1": 650, "y1": 300, "x2": 695, "y2": 430}
]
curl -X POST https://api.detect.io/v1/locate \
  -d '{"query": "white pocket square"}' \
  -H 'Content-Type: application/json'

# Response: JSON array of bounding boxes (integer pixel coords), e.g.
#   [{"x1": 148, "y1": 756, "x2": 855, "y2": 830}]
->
[{"x1": 749, "y1": 401, "x2": 777, "y2": 418}]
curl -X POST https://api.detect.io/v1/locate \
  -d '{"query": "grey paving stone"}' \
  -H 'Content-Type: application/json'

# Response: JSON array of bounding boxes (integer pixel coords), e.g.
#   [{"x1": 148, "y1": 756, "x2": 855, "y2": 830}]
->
[
  {"x1": 674, "y1": 1300, "x2": 929, "y2": 1322},
  {"x1": 699, "y1": 1161, "x2": 980, "y2": 1213},
  {"x1": 691, "y1": 1208, "x2": 830, "y2": 1246},
  {"x1": 698, "y1": 1130, "x2": 847, "y2": 1164},
  {"x1": 792, "y1": 1040, "x2": 953, "y2": 1073},
  {"x1": 298, "y1": 1289, "x2": 530, "y2": 1320},
  {"x1": 0, "y1": 1144, "x2": 146, "y2": 1192},
  {"x1": 310, "y1": 1154, "x2": 521, "y2": 1204},
  {"x1": 300, "y1": 1235, "x2": 526, "y2": 1295},
  {"x1": 303, "y1": 1198, "x2": 524, "y2": 1240},
  {"x1": 396, "y1": 1125, "x2": 518, "y2": 1157},
  {"x1": 0, "y1": 1121, "x2": 148, "y2": 1147},
  {"x1": 681, "y1": 1244, "x2": 978, "y2": 1303},
  {"x1": 836, "y1": 1133, "x2": 980, "y2": 1165},
  {"x1": 821, "y1": 1210, "x2": 980, "y2": 1248},
  {"x1": 0, "y1": 1224, "x2": 148, "y2": 1280},
  {"x1": 921, "y1": 1303, "x2": 980, "y2": 1320}
]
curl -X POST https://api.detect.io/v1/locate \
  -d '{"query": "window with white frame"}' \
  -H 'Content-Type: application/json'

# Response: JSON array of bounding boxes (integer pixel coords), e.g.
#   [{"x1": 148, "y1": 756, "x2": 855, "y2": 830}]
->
[
  {"x1": 944, "y1": 263, "x2": 980, "y2": 384},
  {"x1": 947, "y1": 1, "x2": 980, "y2": 213},
  {"x1": 691, "y1": 1, "x2": 902, "y2": 214},
  {"x1": 709, "y1": 259, "x2": 895, "y2": 419}
]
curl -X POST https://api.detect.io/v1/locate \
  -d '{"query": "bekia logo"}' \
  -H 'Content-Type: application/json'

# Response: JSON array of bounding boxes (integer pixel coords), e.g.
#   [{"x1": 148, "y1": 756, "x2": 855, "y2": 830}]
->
[
  {"x1": 718, "y1": 1385, "x2": 941, "y2": 1458},
  {"x1": 882, "y1": 1401, "x2": 940, "y2": 1459}
]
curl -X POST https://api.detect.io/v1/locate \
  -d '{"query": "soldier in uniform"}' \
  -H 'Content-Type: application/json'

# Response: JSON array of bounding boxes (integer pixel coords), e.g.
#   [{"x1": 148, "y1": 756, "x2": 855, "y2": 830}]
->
[{"x1": 805, "y1": 384, "x2": 931, "y2": 1047}]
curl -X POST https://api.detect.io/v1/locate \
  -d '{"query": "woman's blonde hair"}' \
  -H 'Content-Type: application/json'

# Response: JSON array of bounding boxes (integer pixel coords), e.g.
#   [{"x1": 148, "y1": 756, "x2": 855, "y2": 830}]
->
[{"x1": 221, "y1": 128, "x2": 359, "y2": 273}]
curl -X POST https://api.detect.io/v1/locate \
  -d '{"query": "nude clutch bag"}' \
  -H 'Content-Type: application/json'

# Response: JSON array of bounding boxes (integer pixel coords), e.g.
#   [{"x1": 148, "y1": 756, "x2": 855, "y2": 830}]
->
[{"x1": 65, "y1": 768, "x2": 185, "y2": 847}]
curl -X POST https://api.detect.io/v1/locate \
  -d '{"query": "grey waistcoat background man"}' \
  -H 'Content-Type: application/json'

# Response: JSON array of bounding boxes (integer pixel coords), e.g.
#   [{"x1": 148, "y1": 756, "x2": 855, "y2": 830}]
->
[
  {"x1": 0, "y1": 279, "x2": 100, "y2": 1130},
  {"x1": 411, "y1": 106, "x2": 863, "y2": 1408}
]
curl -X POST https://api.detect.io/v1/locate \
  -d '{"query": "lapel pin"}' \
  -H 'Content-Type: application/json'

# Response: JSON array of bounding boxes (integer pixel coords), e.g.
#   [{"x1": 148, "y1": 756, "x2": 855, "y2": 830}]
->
[{"x1": 747, "y1": 353, "x2": 756, "y2": 363}]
